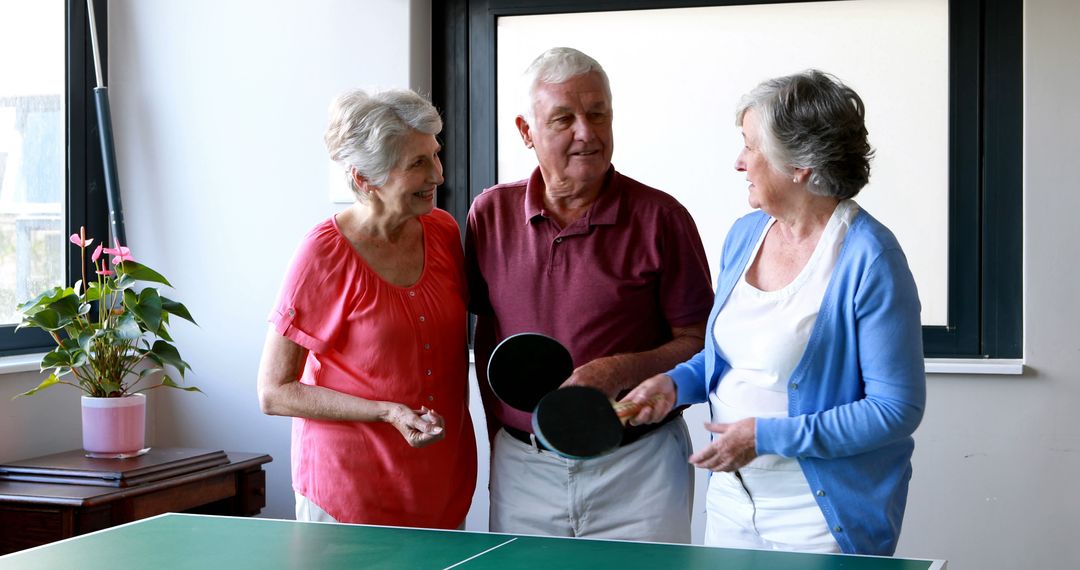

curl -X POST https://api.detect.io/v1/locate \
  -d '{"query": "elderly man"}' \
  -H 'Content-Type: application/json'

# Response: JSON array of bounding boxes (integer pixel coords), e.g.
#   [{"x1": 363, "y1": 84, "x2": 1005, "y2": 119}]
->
[{"x1": 465, "y1": 47, "x2": 714, "y2": 542}]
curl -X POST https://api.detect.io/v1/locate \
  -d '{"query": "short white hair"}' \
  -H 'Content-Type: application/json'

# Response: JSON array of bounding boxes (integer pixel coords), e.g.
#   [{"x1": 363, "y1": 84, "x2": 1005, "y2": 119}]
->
[
  {"x1": 520, "y1": 47, "x2": 612, "y2": 121},
  {"x1": 324, "y1": 88, "x2": 442, "y2": 196}
]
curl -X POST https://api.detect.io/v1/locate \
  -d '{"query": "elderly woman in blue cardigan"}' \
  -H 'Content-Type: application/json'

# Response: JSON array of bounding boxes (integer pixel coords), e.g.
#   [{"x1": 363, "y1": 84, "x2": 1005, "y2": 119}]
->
[{"x1": 622, "y1": 70, "x2": 925, "y2": 556}]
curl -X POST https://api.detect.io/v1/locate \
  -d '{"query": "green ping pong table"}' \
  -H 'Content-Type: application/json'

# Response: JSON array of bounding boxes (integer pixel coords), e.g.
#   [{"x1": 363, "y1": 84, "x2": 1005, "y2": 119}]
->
[{"x1": 0, "y1": 513, "x2": 947, "y2": 569}]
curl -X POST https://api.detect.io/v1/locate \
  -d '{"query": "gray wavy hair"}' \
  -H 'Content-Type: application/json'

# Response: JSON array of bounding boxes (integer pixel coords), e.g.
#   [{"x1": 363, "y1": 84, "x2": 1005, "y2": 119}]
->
[
  {"x1": 324, "y1": 88, "x2": 442, "y2": 197},
  {"x1": 520, "y1": 47, "x2": 612, "y2": 121},
  {"x1": 735, "y1": 70, "x2": 874, "y2": 200}
]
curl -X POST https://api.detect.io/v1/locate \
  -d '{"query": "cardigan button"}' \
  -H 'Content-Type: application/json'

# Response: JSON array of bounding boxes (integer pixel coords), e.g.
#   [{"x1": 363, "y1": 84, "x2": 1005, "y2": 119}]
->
[
  {"x1": 816, "y1": 490, "x2": 826, "y2": 497},
  {"x1": 790, "y1": 383, "x2": 798, "y2": 390},
  {"x1": 833, "y1": 526, "x2": 843, "y2": 533}
]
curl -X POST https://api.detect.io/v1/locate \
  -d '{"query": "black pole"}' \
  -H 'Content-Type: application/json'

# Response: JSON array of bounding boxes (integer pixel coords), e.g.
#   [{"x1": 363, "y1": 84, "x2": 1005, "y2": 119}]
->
[
  {"x1": 87, "y1": 0, "x2": 126, "y2": 247},
  {"x1": 92, "y1": 87, "x2": 126, "y2": 247}
]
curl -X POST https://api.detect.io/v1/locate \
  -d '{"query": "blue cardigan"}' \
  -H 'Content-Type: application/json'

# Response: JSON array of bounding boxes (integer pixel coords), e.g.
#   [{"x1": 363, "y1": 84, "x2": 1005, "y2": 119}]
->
[{"x1": 668, "y1": 208, "x2": 926, "y2": 555}]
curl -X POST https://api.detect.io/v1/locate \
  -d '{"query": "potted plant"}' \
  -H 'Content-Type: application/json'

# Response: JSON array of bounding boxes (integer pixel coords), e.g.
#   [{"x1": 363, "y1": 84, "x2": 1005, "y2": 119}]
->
[{"x1": 13, "y1": 227, "x2": 201, "y2": 458}]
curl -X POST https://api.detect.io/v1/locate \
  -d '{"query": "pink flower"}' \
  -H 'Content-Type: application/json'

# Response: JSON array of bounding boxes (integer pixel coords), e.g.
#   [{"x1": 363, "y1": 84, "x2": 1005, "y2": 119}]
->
[
  {"x1": 91, "y1": 244, "x2": 104, "y2": 263},
  {"x1": 96, "y1": 269, "x2": 114, "y2": 276},
  {"x1": 103, "y1": 244, "x2": 134, "y2": 265},
  {"x1": 69, "y1": 233, "x2": 94, "y2": 248}
]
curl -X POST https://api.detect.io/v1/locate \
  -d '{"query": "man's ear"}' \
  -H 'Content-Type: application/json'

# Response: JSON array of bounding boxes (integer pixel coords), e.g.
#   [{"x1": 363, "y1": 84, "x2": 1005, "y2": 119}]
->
[{"x1": 515, "y1": 115, "x2": 534, "y2": 149}]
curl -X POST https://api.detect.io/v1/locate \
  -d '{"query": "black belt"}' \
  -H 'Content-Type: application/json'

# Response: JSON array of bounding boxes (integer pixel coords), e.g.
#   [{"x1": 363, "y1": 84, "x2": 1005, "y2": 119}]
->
[{"x1": 502, "y1": 407, "x2": 684, "y2": 452}]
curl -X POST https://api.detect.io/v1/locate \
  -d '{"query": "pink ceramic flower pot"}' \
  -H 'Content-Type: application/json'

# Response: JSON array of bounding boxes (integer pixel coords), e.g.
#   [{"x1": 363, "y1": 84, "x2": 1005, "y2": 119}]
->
[{"x1": 81, "y1": 394, "x2": 146, "y2": 458}]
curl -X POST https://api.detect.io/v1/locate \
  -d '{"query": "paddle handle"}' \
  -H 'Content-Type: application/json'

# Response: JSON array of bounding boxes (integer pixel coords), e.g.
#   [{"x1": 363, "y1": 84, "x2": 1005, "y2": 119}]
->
[{"x1": 612, "y1": 394, "x2": 666, "y2": 425}]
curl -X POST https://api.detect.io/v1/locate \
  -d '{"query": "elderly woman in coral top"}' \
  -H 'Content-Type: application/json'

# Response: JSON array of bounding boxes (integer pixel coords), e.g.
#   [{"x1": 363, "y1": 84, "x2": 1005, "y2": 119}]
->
[{"x1": 257, "y1": 88, "x2": 476, "y2": 528}]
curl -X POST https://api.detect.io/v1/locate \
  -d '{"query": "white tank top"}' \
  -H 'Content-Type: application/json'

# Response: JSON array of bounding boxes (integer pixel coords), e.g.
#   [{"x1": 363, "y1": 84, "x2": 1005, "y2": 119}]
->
[{"x1": 709, "y1": 200, "x2": 858, "y2": 470}]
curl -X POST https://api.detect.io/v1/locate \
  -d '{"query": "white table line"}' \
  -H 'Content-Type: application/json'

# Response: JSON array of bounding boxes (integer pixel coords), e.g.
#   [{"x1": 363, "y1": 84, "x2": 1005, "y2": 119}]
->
[{"x1": 442, "y1": 537, "x2": 520, "y2": 569}]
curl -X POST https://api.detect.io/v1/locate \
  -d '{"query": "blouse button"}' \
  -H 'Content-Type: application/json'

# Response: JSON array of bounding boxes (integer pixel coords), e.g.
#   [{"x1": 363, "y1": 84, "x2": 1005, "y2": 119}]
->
[
  {"x1": 424, "y1": 343, "x2": 431, "y2": 350},
  {"x1": 427, "y1": 395, "x2": 435, "y2": 402},
  {"x1": 409, "y1": 291, "x2": 416, "y2": 297},
  {"x1": 419, "y1": 315, "x2": 426, "y2": 322},
  {"x1": 288, "y1": 308, "x2": 296, "y2": 317},
  {"x1": 426, "y1": 369, "x2": 432, "y2": 376}
]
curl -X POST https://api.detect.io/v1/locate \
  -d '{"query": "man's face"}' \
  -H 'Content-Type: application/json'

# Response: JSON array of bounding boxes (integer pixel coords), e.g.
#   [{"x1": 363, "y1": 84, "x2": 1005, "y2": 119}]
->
[{"x1": 516, "y1": 72, "x2": 614, "y2": 197}]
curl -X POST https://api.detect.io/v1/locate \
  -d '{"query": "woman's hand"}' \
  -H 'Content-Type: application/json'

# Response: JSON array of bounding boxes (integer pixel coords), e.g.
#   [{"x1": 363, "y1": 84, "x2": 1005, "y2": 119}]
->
[
  {"x1": 618, "y1": 374, "x2": 677, "y2": 426},
  {"x1": 689, "y1": 417, "x2": 757, "y2": 472},
  {"x1": 382, "y1": 403, "x2": 445, "y2": 448}
]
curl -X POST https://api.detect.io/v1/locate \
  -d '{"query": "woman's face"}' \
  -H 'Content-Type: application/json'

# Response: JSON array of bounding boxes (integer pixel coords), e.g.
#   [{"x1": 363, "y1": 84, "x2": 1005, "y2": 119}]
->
[
  {"x1": 734, "y1": 109, "x2": 792, "y2": 214},
  {"x1": 372, "y1": 131, "x2": 444, "y2": 218}
]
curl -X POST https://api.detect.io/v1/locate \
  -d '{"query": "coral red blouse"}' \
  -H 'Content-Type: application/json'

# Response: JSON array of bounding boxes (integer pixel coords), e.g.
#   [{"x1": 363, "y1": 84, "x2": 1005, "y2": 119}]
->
[{"x1": 270, "y1": 208, "x2": 476, "y2": 528}]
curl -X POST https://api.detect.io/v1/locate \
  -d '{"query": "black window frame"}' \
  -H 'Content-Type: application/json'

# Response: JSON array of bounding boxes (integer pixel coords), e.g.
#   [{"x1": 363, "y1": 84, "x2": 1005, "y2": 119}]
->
[
  {"x1": 0, "y1": 0, "x2": 110, "y2": 357},
  {"x1": 433, "y1": 0, "x2": 1022, "y2": 360}
]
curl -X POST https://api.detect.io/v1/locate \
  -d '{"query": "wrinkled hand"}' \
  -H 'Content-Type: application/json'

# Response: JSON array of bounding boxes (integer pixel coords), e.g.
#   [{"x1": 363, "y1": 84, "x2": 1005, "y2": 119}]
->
[
  {"x1": 689, "y1": 418, "x2": 757, "y2": 472},
  {"x1": 384, "y1": 404, "x2": 444, "y2": 448},
  {"x1": 561, "y1": 356, "x2": 624, "y2": 398},
  {"x1": 618, "y1": 374, "x2": 676, "y2": 426}
]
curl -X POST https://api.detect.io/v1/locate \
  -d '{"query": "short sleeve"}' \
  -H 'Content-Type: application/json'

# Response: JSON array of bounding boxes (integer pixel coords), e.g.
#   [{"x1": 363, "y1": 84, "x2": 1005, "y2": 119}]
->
[
  {"x1": 464, "y1": 198, "x2": 493, "y2": 316},
  {"x1": 658, "y1": 205, "x2": 714, "y2": 327},
  {"x1": 268, "y1": 221, "x2": 353, "y2": 354}
]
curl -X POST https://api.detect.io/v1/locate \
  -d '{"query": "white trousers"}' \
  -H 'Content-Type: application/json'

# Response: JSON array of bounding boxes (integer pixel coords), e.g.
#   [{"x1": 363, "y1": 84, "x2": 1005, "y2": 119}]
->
[
  {"x1": 704, "y1": 456, "x2": 840, "y2": 553},
  {"x1": 295, "y1": 492, "x2": 338, "y2": 523},
  {"x1": 489, "y1": 418, "x2": 693, "y2": 543}
]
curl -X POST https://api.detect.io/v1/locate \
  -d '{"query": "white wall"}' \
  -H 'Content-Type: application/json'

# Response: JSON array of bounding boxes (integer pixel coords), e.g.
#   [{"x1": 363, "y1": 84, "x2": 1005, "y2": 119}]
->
[
  {"x1": 104, "y1": 0, "x2": 433, "y2": 524},
  {"x1": 895, "y1": 0, "x2": 1080, "y2": 567},
  {"x1": 2, "y1": 0, "x2": 1078, "y2": 568}
]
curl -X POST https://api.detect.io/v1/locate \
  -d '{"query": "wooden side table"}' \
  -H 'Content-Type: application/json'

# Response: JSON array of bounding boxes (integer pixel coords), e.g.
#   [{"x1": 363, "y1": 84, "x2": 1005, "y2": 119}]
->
[{"x1": 0, "y1": 448, "x2": 272, "y2": 554}]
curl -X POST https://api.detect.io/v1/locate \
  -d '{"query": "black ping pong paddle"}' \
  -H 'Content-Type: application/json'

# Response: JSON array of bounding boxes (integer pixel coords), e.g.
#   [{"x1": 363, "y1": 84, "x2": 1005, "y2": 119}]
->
[
  {"x1": 487, "y1": 332, "x2": 573, "y2": 412},
  {"x1": 532, "y1": 386, "x2": 663, "y2": 459}
]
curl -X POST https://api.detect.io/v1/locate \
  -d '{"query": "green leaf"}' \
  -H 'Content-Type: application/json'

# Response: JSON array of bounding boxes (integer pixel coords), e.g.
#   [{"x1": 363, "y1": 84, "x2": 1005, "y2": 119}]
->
[
  {"x1": 40, "y1": 349, "x2": 74, "y2": 370},
  {"x1": 78, "y1": 331, "x2": 94, "y2": 352},
  {"x1": 160, "y1": 297, "x2": 197, "y2": 325},
  {"x1": 113, "y1": 274, "x2": 137, "y2": 291},
  {"x1": 17, "y1": 287, "x2": 70, "y2": 316},
  {"x1": 13, "y1": 374, "x2": 61, "y2": 398},
  {"x1": 161, "y1": 375, "x2": 203, "y2": 394},
  {"x1": 124, "y1": 288, "x2": 163, "y2": 333},
  {"x1": 113, "y1": 312, "x2": 142, "y2": 341},
  {"x1": 139, "y1": 367, "x2": 164, "y2": 378},
  {"x1": 117, "y1": 261, "x2": 172, "y2": 287},
  {"x1": 96, "y1": 381, "x2": 124, "y2": 397},
  {"x1": 148, "y1": 340, "x2": 190, "y2": 377},
  {"x1": 24, "y1": 309, "x2": 63, "y2": 331},
  {"x1": 47, "y1": 294, "x2": 82, "y2": 320},
  {"x1": 84, "y1": 283, "x2": 103, "y2": 302}
]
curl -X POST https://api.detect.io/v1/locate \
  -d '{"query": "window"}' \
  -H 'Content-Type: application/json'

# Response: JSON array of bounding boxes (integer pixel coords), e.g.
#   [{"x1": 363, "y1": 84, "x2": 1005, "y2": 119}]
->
[
  {"x1": 0, "y1": 0, "x2": 109, "y2": 356},
  {"x1": 433, "y1": 0, "x2": 1022, "y2": 359}
]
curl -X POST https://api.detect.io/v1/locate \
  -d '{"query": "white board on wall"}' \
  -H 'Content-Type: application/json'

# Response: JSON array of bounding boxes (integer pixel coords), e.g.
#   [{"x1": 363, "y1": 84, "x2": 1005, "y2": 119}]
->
[{"x1": 496, "y1": 0, "x2": 949, "y2": 326}]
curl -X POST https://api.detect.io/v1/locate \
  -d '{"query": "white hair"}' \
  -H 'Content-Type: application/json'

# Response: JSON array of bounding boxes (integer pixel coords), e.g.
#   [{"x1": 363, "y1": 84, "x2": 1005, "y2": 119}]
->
[
  {"x1": 520, "y1": 47, "x2": 612, "y2": 121},
  {"x1": 324, "y1": 88, "x2": 442, "y2": 198}
]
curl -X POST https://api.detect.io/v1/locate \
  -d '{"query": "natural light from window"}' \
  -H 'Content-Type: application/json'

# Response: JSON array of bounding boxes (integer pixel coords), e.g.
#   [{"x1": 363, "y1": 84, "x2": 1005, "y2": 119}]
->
[{"x1": 0, "y1": 1, "x2": 66, "y2": 326}]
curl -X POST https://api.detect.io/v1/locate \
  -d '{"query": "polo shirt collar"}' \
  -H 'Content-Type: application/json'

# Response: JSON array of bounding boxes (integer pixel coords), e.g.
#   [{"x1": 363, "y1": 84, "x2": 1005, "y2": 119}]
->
[{"x1": 523, "y1": 166, "x2": 621, "y2": 227}]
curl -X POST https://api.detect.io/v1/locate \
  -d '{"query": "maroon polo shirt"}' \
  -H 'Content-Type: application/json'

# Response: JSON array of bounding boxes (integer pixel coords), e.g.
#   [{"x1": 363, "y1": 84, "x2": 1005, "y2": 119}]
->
[{"x1": 466, "y1": 166, "x2": 714, "y2": 432}]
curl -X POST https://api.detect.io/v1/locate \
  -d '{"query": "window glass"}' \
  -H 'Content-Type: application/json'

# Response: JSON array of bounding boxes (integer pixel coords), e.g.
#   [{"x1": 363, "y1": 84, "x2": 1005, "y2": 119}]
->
[
  {"x1": 496, "y1": 0, "x2": 948, "y2": 326},
  {"x1": 0, "y1": 1, "x2": 66, "y2": 326}
]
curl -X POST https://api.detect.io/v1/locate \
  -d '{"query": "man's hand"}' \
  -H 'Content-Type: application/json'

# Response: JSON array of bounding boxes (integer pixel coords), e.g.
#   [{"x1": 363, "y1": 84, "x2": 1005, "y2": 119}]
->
[
  {"x1": 561, "y1": 355, "x2": 627, "y2": 398},
  {"x1": 688, "y1": 418, "x2": 757, "y2": 472}
]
